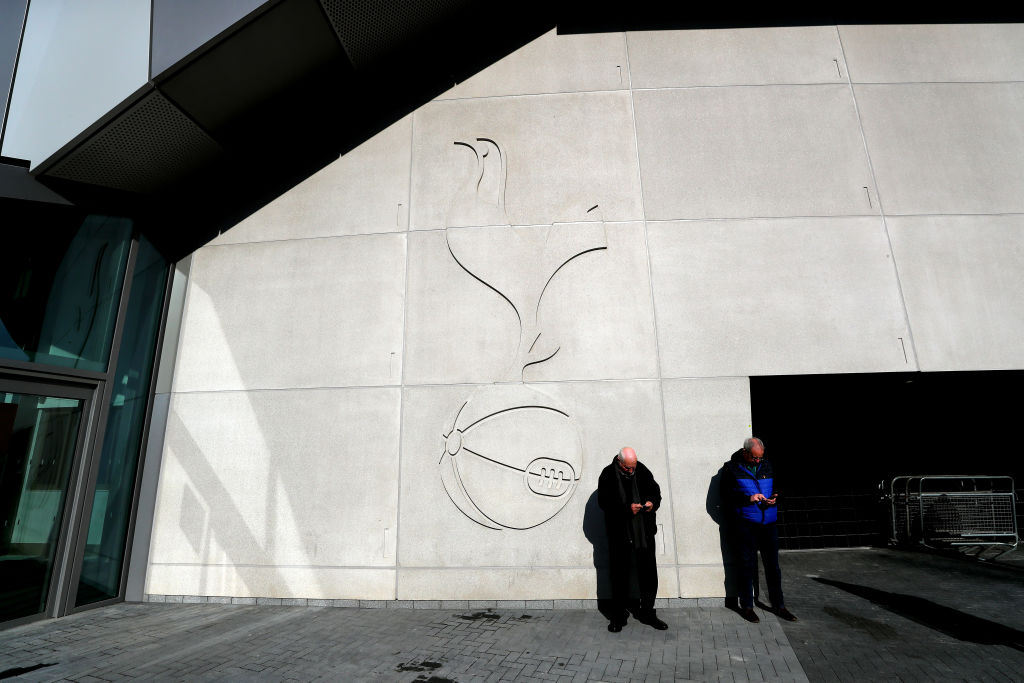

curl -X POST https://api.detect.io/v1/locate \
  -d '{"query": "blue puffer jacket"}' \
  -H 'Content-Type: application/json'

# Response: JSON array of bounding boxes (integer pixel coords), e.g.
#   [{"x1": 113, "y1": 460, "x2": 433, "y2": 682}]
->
[{"x1": 724, "y1": 450, "x2": 777, "y2": 524}]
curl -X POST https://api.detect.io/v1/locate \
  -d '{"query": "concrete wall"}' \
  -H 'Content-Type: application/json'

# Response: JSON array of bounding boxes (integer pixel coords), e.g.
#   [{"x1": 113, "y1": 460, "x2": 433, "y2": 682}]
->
[{"x1": 143, "y1": 24, "x2": 1024, "y2": 601}]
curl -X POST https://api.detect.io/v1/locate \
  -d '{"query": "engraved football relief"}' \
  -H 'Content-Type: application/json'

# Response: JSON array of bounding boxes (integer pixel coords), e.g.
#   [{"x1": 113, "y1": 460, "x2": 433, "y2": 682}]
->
[
  {"x1": 439, "y1": 384, "x2": 582, "y2": 530},
  {"x1": 437, "y1": 138, "x2": 607, "y2": 529}
]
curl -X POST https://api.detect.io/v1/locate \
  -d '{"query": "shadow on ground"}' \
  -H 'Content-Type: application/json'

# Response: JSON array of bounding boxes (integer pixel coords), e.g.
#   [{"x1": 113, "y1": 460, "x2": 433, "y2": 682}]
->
[
  {"x1": 778, "y1": 547, "x2": 1024, "y2": 681},
  {"x1": 813, "y1": 576, "x2": 1024, "y2": 652}
]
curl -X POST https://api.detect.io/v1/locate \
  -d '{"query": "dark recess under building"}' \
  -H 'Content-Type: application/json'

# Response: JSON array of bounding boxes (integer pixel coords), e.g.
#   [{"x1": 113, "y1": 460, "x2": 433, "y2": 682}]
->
[{"x1": 751, "y1": 370, "x2": 1024, "y2": 549}]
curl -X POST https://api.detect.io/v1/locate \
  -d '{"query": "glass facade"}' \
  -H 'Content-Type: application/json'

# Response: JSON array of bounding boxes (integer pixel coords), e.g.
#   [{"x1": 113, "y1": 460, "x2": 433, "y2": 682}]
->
[
  {"x1": 1, "y1": 0, "x2": 150, "y2": 168},
  {"x1": 77, "y1": 238, "x2": 168, "y2": 605},
  {"x1": 0, "y1": 204, "x2": 169, "y2": 623},
  {"x1": 1, "y1": 209, "x2": 132, "y2": 372},
  {"x1": 0, "y1": 389, "x2": 84, "y2": 622}
]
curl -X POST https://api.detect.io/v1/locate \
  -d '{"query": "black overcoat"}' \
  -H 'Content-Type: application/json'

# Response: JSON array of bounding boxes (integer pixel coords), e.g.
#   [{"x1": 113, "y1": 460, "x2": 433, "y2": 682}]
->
[{"x1": 597, "y1": 458, "x2": 662, "y2": 544}]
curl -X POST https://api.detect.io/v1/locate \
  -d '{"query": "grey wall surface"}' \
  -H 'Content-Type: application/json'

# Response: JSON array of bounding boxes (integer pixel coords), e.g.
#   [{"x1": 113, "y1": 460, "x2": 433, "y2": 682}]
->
[
  {"x1": 1, "y1": 0, "x2": 150, "y2": 167},
  {"x1": 0, "y1": 0, "x2": 28, "y2": 146},
  {"x1": 128, "y1": 256, "x2": 192, "y2": 601},
  {"x1": 144, "y1": 25, "x2": 1024, "y2": 601},
  {"x1": 150, "y1": 0, "x2": 269, "y2": 77}
]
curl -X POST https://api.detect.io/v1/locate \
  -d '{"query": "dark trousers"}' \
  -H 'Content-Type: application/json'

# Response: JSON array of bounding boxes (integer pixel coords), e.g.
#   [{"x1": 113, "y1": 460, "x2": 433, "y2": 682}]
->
[
  {"x1": 608, "y1": 539, "x2": 658, "y2": 621},
  {"x1": 736, "y1": 521, "x2": 784, "y2": 609}
]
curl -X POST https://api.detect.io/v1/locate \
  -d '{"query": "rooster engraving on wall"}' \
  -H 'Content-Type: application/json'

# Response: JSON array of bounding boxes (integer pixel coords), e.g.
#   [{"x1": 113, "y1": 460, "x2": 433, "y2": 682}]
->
[{"x1": 438, "y1": 138, "x2": 608, "y2": 530}]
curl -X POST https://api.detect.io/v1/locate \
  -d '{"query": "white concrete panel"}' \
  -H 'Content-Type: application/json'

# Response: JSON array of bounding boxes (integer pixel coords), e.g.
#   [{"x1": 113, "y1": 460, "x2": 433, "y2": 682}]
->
[
  {"x1": 648, "y1": 218, "x2": 914, "y2": 377},
  {"x1": 402, "y1": 229, "x2": 522, "y2": 385},
  {"x1": 840, "y1": 24, "x2": 1024, "y2": 83},
  {"x1": 146, "y1": 564, "x2": 396, "y2": 600},
  {"x1": 410, "y1": 92, "x2": 643, "y2": 229},
  {"x1": 633, "y1": 86, "x2": 875, "y2": 220},
  {"x1": 438, "y1": 29, "x2": 628, "y2": 99},
  {"x1": 210, "y1": 116, "x2": 412, "y2": 245},
  {"x1": 397, "y1": 566, "x2": 679, "y2": 601},
  {"x1": 856, "y1": 83, "x2": 1024, "y2": 215},
  {"x1": 398, "y1": 382, "x2": 674, "y2": 578},
  {"x1": 678, "y1": 566, "x2": 726, "y2": 599},
  {"x1": 889, "y1": 215, "x2": 1024, "y2": 371},
  {"x1": 627, "y1": 26, "x2": 845, "y2": 88},
  {"x1": 403, "y1": 222, "x2": 659, "y2": 385},
  {"x1": 150, "y1": 388, "x2": 400, "y2": 571},
  {"x1": 662, "y1": 378, "x2": 751, "y2": 573},
  {"x1": 173, "y1": 234, "x2": 406, "y2": 392}
]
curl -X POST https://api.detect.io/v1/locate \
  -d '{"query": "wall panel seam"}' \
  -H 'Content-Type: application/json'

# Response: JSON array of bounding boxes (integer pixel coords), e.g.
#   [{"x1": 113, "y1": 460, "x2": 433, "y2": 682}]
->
[
  {"x1": 393, "y1": 111, "x2": 416, "y2": 598},
  {"x1": 624, "y1": 30, "x2": 682, "y2": 574},
  {"x1": 837, "y1": 25, "x2": 921, "y2": 371}
]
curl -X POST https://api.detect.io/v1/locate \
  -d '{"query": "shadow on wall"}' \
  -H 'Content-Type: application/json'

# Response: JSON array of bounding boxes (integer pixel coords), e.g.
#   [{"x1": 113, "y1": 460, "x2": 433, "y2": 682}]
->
[
  {"x1": 706, "y1": 460, "x2": 746, "y2": 609},
  {"x1": 163, "y1": 408, "x2": 291, "y2": 598}
]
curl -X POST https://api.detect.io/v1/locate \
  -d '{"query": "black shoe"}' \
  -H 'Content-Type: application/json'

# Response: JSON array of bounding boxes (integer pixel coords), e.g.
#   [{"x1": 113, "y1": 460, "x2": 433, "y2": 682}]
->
[
  {"x1": 647, "y1": 616, "x2": 669, "y2": 630},
  {"x1": 740, "y1": 608, "x2": 760, "y2": 623},
  {"x1": 774, "y1": 607, "x2": 798, "y2": 622},
  {"x1": 638, "y1": 612, "x2": 669, "y2": 630},
  {"x1": 608, "y1": 621, "x2": 624, "y2": 633}
]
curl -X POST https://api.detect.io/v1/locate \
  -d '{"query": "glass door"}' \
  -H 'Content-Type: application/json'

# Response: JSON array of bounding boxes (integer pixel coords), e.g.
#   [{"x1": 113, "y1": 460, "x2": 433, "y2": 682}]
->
[{"x1": 0, "y1": 380, "x2": 92, "y2": 623}]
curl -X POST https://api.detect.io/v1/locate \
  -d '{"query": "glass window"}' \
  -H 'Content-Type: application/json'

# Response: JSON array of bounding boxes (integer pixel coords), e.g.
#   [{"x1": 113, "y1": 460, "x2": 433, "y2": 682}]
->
[
  {"x1": 0, "y1": 389, "x2": 84, "y2": 622},
  {"x1": 76, "y1": 237, "x2": 167, "y2": 606},
  {"x1": 0, "y1": 205, "x2": 131, "y2": 372}
]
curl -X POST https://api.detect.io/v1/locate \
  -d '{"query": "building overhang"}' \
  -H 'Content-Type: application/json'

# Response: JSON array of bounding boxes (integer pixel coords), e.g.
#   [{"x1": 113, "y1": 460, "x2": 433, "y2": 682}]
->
[{"x1": 20, "y1": 2, "x2": 1024, "y2": 260}]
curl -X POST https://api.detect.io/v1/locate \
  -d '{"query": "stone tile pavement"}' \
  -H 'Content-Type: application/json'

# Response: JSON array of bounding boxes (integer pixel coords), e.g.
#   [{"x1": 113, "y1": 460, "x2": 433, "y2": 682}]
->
[
  {"x1": 1, "y1": 603, "x2": 802, "y2": 682},
  {"x1": 1, "y1": 547, "x2": 1022, "y2": 681},
  {"x1": 776, "y1": 547, "x2": 1024, "y2": 682}
]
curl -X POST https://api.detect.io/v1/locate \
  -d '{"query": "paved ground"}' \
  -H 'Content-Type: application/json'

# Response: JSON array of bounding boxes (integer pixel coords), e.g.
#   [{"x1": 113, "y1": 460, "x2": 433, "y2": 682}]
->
[
  {"x1": 0, "y1": 548, "x2": 1021, "y2": 682},
  {"x1": 0, "y1": 603, "x2": 804, "y2": 682},
  {"x1": 777, "y1": 547, "x2": 1024, "y2": 682}
]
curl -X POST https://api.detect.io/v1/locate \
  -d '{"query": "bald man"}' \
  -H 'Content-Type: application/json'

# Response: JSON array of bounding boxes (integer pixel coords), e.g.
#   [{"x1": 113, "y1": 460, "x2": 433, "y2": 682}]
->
[
  {"x1": 724, "y1": 437, "x2": 797, "y2": 623},
  {"x1": 597, "y1": 447, "x2": 667, "y2": 632}
]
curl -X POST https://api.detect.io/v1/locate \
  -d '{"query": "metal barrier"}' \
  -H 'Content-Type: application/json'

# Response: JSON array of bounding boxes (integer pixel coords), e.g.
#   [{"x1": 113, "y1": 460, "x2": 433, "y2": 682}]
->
[{"x1": 883, "y1": 475, "x2": 1018, "y2": 558}]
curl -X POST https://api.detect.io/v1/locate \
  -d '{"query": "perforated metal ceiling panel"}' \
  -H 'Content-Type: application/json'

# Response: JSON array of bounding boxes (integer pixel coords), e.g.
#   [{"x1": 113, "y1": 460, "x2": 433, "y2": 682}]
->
[
  {"x1": 320, "y1": 0, "x2": 472, "y2": 69},
  {"x1": 44, "y1": 91, "x2": 221, "y2": 194}
]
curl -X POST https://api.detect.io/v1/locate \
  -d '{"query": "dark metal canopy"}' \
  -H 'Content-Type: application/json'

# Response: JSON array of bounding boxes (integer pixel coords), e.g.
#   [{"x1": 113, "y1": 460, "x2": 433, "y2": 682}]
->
[
  {"x1": 27, "y1": 0, "x2": 551, "y2": 260},
  {"x1": 16, "y1": 1, "x2": 1024, "y2": 260}
]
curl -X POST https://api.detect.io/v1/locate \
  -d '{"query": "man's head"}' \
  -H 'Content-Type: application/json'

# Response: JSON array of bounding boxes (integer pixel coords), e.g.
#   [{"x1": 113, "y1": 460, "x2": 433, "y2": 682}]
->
[
  {"x1": 742, "y1": 437, "x2": 764, "y2": 466},
  {"x1": 617, "y1": 447, "x2": 637, "y2": 475}
]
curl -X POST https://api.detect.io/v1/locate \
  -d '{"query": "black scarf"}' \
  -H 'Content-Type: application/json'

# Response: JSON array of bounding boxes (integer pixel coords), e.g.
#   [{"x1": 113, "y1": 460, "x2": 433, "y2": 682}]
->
[{"x1": 614, "y1": 463, "x2": 648, "y2": 550}]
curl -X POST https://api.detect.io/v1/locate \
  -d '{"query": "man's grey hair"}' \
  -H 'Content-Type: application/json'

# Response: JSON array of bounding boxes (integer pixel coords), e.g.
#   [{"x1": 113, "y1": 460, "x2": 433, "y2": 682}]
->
[{"x1": 743, "y1": 437, "x2": 764, "y2": 451}]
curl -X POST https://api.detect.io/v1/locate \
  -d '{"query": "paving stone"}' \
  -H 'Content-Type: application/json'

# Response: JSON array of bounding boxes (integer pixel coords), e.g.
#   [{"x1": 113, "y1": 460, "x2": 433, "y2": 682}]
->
[
  {"x1": 331, "y1": 599, "x2": 358, "y2": 608},
  {"x1": 776, "y1": 548, "x2": 1024, "y2": 682},
  {"x1": 9, "y1": 549, "x2": 1016, "y2": 681}
]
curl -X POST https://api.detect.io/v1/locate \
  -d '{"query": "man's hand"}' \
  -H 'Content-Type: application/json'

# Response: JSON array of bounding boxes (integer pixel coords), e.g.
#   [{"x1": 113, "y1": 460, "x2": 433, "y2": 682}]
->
[
  {"x1": 631, "y1": 503, "x2": 644, "y2": 514},
  {"x1": 766, "y1": 494, "x2": 777, "y2": 506},
  {"x1": 644, "y1": 501, "x2": 654, "y2": 512},
  {"x1": 750, "y1": 493, "x2": 767, "y2": 503}
]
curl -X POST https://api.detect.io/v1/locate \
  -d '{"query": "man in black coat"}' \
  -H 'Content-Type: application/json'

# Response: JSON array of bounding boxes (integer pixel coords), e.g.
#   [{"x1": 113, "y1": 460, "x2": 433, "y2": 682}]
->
[{"x1": 597, "y1": 446, "x2": 668, "y2": 632}]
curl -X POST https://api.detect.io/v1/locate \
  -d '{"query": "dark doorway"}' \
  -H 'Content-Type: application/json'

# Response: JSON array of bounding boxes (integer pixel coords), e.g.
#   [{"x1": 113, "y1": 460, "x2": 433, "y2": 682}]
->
[
  {"x1": 0, "y1": 380, "x2": 92, "y2": 623},
  {"x1": 750, "y1": 371, "x2": 1024, "y2": 549}
]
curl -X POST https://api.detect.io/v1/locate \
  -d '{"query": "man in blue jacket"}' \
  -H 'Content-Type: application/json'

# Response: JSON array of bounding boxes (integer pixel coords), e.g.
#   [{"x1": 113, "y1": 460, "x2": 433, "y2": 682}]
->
[{"x1": 724, "y1": 437, "x2": 797, "y2": 623}]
